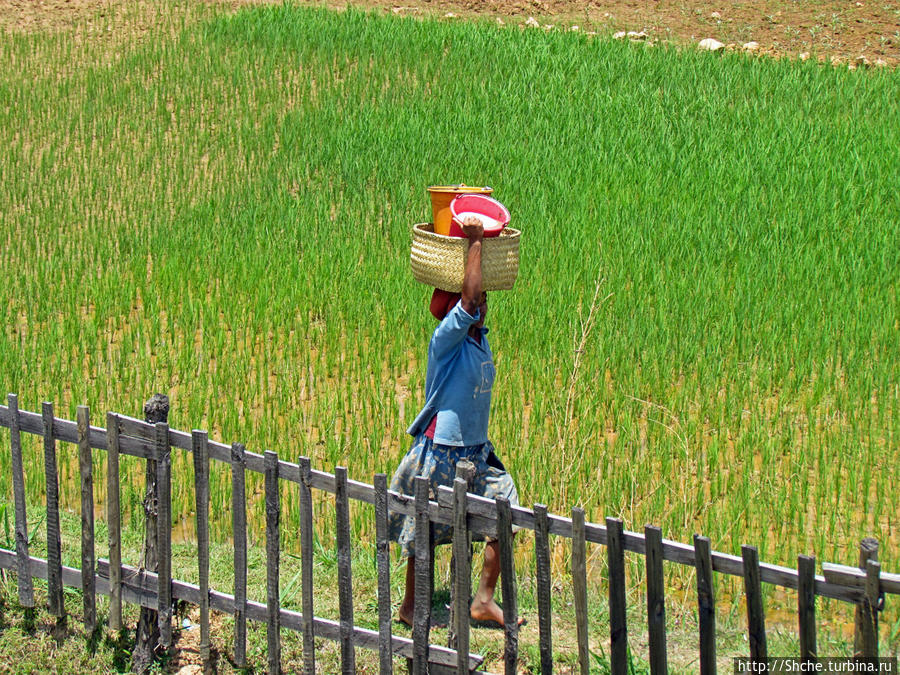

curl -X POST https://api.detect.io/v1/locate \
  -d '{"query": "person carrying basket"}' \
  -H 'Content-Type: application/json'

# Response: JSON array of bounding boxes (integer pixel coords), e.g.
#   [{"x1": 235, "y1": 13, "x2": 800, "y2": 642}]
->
[{"x1": 390, "y1": 215, "x2": 521, "y2": 628}]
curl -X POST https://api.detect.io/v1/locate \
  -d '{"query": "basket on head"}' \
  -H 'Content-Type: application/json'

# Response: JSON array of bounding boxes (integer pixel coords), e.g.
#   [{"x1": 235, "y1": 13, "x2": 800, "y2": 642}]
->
[{"x1": 410, "y1": 223, "x2": 520, "y2": 292}]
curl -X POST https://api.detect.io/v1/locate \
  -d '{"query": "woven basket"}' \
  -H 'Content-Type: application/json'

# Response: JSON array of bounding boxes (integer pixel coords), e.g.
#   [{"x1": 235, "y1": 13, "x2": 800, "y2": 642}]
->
[{"x1": 410, "y1": 223, "x2": 520, "y2": 292}]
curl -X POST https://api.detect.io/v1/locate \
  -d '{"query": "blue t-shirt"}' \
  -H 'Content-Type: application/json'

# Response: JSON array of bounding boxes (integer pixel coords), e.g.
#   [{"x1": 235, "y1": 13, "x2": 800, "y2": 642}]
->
[{"x1": 407, "y1": 302, "x2": 495, "y2": 446}]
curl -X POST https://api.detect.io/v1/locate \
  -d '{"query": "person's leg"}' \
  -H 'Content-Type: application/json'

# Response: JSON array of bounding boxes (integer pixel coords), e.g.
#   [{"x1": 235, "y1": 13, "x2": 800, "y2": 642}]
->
[
  {"x1": 398, "y1": 556, "x2": 416, "y2": 626},
  {"x1": 469, "y1": 540, "x2": 504, "y2": 624}
]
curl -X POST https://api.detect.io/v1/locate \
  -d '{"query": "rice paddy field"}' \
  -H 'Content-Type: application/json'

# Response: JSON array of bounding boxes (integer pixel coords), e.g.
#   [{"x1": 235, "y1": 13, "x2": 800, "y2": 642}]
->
[{"x1": 0, "y1": 0, "x2": 898, "y2": 659}]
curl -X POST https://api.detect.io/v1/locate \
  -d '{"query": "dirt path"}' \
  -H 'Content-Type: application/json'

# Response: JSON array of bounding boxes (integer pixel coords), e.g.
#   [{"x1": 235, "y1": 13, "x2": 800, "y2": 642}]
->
[{"x1": 2, "y1": 0, "x2": 898, "y2": 67}]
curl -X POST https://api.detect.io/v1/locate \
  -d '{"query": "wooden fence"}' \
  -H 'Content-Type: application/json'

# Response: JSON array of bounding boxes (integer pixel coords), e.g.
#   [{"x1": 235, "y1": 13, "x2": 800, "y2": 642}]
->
[{"x1": 0, "y1": 394, "x2": 897, "y2": 674}]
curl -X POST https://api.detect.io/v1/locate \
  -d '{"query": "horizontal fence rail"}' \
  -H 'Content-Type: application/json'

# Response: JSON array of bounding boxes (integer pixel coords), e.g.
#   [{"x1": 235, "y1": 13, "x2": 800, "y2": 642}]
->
[{"x1": 0, "y1": 397, "x2": 897, "y2": 674}]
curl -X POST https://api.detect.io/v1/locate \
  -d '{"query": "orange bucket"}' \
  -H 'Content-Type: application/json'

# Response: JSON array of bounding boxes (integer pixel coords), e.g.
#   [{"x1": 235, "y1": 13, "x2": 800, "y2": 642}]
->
[{"x1": 427, "y1": 185, "x2": 493, "y2": 236}]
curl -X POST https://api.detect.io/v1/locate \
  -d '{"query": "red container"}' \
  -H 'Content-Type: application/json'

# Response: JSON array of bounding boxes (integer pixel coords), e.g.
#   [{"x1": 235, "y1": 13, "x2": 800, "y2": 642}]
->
[{"x1": 449, "y1": 194, "x2": 510, "y2": 238}]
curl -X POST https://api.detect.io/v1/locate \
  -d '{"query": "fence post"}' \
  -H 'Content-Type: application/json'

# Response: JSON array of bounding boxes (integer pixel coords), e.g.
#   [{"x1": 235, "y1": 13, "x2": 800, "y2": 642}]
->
[
  {"x1": 534, "y1": 504, "x2": 553, "y2": 675},
  {"x1": 694, "y1": 534, "x2": 717, "y2": 675},
  {"x1": 448, "y1": 460, "x2": 474, "y2": 654},
  {"x1": 496, "y1": 496, "x2": 519, "y2": 675},
  {"x1": 265, "y1": 450, "x2": 282, "y2": 675},
  {"x1": 798, "y1": 554, "x2": 817, "y2": 661},
  {"x1": 132, "y1": 393, "x2": 168, "y2": 675},
  {"x1": 299, "y1": 456, "x2": 316, "y2": 674},
  {"x1": 106, "y1": 412, "x2": 123, "y2": 631},
  {"x1": 335, "y1": 466, "x2": 356, "y2": 674},
  {"x1": 156, "y1": 422, "x2": 173, "y2": 653},
  {"x1": 231, "y1": 442, "x2": 248, "y2": 669},
  {"x1": 645, "y1": 525, "x2": 668, "y2": 675},
  {"x1": 42, "y1": 401, "x2": 65, "y2": 619},
  {"x1": 192, "y1": 430, "x2": 211, "y2": 672},
  {"x1": 607, "y1": 517, "x2": 628, "y2": 675},
  {"x1": 571, "y1": 508, "x2": 589, "y2": 675},
  {"x1": 741, "y1": 545, "x2": 767, "y2": 663},
  {"x1": 854, "y1": 538, "x2": 879, "y2": 657},
  {"x1": 374, "y1": 473, "x2": 393, "y2": 675},
  {"x1": 77, "y1": 405, "x2": 97, "y2": 634},
  {"x1": 8, "y1": 394, "x2": 34, "y2": 608}
]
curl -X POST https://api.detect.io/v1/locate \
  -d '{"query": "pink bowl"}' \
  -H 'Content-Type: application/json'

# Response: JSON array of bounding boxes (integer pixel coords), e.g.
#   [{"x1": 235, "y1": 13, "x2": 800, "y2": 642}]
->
[{"x1": 449, "y1": 194, "x2": 510, "y2": 238}]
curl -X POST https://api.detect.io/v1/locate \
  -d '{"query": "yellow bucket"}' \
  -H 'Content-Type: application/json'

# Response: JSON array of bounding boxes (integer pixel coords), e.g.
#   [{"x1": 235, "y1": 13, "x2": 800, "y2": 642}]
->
[{"x1": 427, "y1": 185, "x2": 493, "y2": 236}]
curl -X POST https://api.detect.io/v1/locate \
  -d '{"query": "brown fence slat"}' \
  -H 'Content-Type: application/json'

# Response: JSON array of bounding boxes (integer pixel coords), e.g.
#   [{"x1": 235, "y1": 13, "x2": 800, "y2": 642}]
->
[
  {"x1": 231, "y1": 442, "x2": 248, "y2": 668},
  {"x1": 854, "y1": 538, "x2": 879, "y2": 657},
  {"x1": 863, "y1": 558, "x2": 881, "y2": 658},
  {"x1": 798, "y1": 554, "x2": 816, "y2": 660},
  {"x1": 496, "y1": 496, "x2": 518, "y2": 675},
  {"x1": 607, "y1": 517, "x2": 628, "y2": 675},
  {"x1": 571, "y1": 508, "x2": 589, "y2": 675},
  {"x1": 265, "y1": 450, "x2": 282, "y2": 675},
  {"x1": 373, "y1": 473, "x2": 393, "y2": 675},
  {"x1": 336, "y1": 466, "x2": 357, "y2": 674},
  {"x1": 156, "y1": 422, "x2": 173, "y2": 651},
  {"x1": 192, "y1": 431, "x2": 211, "y2": 670},
  {"x1": 645, "y1": 525, "x2": 668, "y2": 675},
  {"x1": 742, "y1": 545, "x2": 767, "y2": 662},
  {"x1": 77, "y1": 406, "x2": 97, "y2": 632},
  {"x1": 299, "y1": 456, "x2": 316, "y2": 674},
  {"x1": 8, "y1": 394, "x2": 33, "y2": 607},
  {"x1": 43, "y1": 402, "x2": 64, "y2": 617},
  {"x1": 694, "y1": 534, "x2": 717, "y2": 675},
  {"x1": 106, "y1": 412, "x2": 122, "y2": 631},
  {"x1": 412, "y1": 475, "x2": 432, "y2": 675},
  {"x1": 452, "y1": 476, "x2": 471, "y2": 675},
  {"x1": 534, "y1": 503, "x2": 553, "y2": 675}
]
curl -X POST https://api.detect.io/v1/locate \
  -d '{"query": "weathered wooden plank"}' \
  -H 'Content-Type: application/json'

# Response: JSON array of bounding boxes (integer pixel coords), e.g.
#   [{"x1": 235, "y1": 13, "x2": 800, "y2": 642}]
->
[
  {"x1": 608, "y1": 517, "x2": 628, "y2": 675},
  {"x1": 822, "y1": 562, "x2": 900, "y2": 596},
  {"x1": 534, "y1": 504, "x2": 553, "y2": 675},
  {"x1": 452, "y1": 477, "x2": 471, "y2": 675},
  {"x1": 43, "y1": 402, "x2": 64, "y2": 617},
  {"x1": 373, "y1": 473, "x2": 393, "y2": 675},
  {"x1": 77, "y1": 406, "x2": 97, "y2": 633},
  {"x1": 192, "y1": 431, "x2": 211, "y2": 671},
  {"x1": 265, "y1": 450, "x2": 282, "y2": 675},
  {"x1": 571, "y1": 508, "x2": 589, "y2": 675},
  {"x1": 413, "y1": 476, "x2": 432, "y2": 675},
  {"x1": 741, "y1": 545, "x2": 767, "y2": 662},
  {"x1": 864, "y1": 559, "x2": 881, "y2": 658},
  {"x1": 231, "y1": 442, "x2": 248, "y2": 668},
  {"x1": 156, "y1": 422, "x2": 173, "y2": 651},
  {"x1": 798, "y1": 554, "x2": 816, "y2": 660},
  {"x1": 645, "y1": 525, "x2": 668, "y2": 675},
  {"x1": 854, "y1": 539, "x2": 879, "y2": 658},
  {"x1": 496, "y1": 496, "x2": 518, "y2": 675},
  {"x1": 694, "y1": 535, "x2": 717, "y2": 675},
  {"x1": 8, "y1": 394, "x2": 33, "y2": 607},
  {"x1": 335, "y1": 466, "x2": 357, "y2": 674},
  {"x1": 106, "y1": 412, "x2": 122, "y2": 631}
]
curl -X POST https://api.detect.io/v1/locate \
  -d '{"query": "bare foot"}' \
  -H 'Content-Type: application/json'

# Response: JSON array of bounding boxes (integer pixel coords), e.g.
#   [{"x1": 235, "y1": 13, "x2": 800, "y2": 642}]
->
[{"x1": 469, "y1": 597, "x2": 526, "y2": 628}]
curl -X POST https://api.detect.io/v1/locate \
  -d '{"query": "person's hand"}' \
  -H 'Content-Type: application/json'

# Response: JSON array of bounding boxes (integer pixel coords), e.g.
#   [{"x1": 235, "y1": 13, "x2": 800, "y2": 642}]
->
[{"x1": 460, "y1": 215, "x2": 484, "y2": 242}]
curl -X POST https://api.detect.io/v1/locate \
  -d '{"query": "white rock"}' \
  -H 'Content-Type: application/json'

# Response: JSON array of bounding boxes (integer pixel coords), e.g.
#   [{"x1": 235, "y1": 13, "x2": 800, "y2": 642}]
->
[
  {"x1": 742, "y1": 41, "x2": 759, "y2": 51},
  {"x1": 525, "y1": 16, "x2": 540, "y2": 28},
  {"x1": 875, "y1": 58, "x2": 888, "y2": 67},
  {"x1": 570, "y1": 25, "x2": 580, "y2": 31},
  {"x1": 176, "y1": 667, "x2": 202, "y2": 675},
  {"x1": 799, "y1": 51, "x2": 810, "y2": 61},
  {"x1": 443, "y1": 12, "x2": 456, "y2": 18},
  {"x1": 698, "y1": 38, "x2": 725, "y2": 51},
  {"x1": 710, "y1": 11, "x2": 721, "y2": 19},
  {"x1": 855, "y1": 55, "x2": 871, "y2": 68},
  {"x1": 627, "y1": 30, "x2": 648, "y2": 40},
  {"x1": 613, "y1": 30, "x2": 627, "y2": 39},
  {"x1": 496, "y1": 17, "x2": 504, "y2": 25}
]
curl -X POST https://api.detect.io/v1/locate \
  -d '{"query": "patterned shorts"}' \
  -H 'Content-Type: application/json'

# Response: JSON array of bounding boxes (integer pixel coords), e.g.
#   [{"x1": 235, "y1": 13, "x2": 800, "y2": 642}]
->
[{"x1": 388, "y1": 433, "x2": 519, "y2": 558}]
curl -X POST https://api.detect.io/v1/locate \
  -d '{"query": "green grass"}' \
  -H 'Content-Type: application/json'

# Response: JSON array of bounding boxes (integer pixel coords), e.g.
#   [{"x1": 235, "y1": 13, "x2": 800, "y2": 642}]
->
[{"x1": 0, "y1": 0, "x2": 897, "y2": 659}]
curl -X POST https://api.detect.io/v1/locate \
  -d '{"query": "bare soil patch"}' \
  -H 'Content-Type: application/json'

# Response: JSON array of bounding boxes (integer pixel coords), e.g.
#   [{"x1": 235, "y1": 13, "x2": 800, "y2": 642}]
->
[{"x1": 2, "y1": 0, "x2": 898, "y2": 66}]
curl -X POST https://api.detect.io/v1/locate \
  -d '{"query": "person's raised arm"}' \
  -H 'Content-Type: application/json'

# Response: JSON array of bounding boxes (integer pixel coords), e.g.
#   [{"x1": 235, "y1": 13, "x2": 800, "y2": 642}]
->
[{"x1": 460, "y1": 216, "x2": 484, "y2": 316}]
